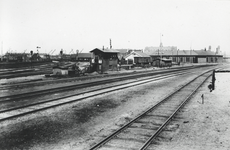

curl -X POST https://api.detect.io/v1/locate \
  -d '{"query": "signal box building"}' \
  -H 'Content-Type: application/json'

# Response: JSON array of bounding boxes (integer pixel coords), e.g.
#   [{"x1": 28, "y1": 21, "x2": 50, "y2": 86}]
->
[{"x1": 90, "y1": 48, "x2": 119, "y2": 73}]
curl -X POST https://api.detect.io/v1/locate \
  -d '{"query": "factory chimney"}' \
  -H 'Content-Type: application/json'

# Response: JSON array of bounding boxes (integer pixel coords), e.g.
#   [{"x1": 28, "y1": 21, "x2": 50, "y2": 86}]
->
[
  {"x1": 110, "y1": 39, "x2": 112, "y2": 49},
  {"x1": 208, "y1": 45, "x2": 211, "y2": 51}
]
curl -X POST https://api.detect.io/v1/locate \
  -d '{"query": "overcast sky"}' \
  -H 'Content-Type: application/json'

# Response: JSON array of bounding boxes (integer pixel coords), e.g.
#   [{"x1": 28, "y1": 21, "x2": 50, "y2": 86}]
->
[{"x1": 0, "y1": 0, "x2": 230, "y2": 55}]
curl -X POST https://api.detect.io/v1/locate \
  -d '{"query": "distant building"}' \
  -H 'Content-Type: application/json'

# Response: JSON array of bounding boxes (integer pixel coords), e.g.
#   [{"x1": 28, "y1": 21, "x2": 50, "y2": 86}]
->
[
  {"x1": 194, "y1": 50, "x2": 223, "y2": 63},
  {"x1": 116, "y1": 49, "x2": 143, "y2": 58},
  {"x1": 144, "y1": 45, "x2": 223, "y2": 66},
  {"x1": 76, "y1": 53, "x2": 94, "y2": 62},
  {"x1": 39, "y1": 53, "x2": 50, "y2": 61},
  {"x1": 223, "y1": 55, "x2": 230, "y2": 63},
  {"x1": 3, "y1": 53, "x2": 28, "y2": 62},
  {"x1": 124, "y1": 51, "x2": 151, "y2": 66},
  {"x1": 90, "y1": 48, "x2": 119, "y2": 73},
  {"x1": 50, "y1": 55, "x2": 61, "y2": 61}
]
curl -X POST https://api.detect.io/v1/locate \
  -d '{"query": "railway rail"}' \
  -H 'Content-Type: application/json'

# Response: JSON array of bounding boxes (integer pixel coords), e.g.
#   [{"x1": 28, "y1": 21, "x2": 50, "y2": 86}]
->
[
  {"x1": 0, "y1": 65, "x2": 218, "y2": 104},
  {"x1": 0, "y1": 69, "x2": 195, "y2": 122},
  {"x1": 0, "y1": 69, "x2": 52, "y2": 79},
  {"x1": 89, "y1": 69, "x2": 216, "y2": 150},
  {"x1": 0, "y1": 64, "x2": 216, "y2": 89},
  {"x1": 0, "y1": 63, "x2": 53, "y2": 79},
  {"x1": 0, "y1": 68, "x2": 195, "y2": 101}
]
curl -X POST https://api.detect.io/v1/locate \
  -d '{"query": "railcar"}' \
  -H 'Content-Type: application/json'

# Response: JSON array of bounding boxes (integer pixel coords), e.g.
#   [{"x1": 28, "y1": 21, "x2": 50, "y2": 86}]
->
[{"x1": 156, "y1": 58, "x2": 172, "y2": 68}]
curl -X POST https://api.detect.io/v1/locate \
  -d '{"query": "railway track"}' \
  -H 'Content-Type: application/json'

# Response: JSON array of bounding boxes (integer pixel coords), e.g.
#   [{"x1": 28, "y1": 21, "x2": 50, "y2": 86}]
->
[
  {"x1": 0, "y1": 65, "x2": 218, "y2": 103},
  {"x1": 89, "y1": 69, "x2": 215, "y2": 150},
  {"x1": 0, "y1": 69, "x2": 52, "y2": 79},
  {"x1": 0, "y1": 68, "x2": 34, "y2": 75},
  {"x1": 0, "y1": 64, "x2": 215, "y2": 89},
  {"x1": 0, "y1": 69, "x2": 192, "y2": 122},
  {"x1": 0, "y1": 67, "x2": 199, "y2": 102},
  {"x1": 0, "y1": 64, "x2": 53, "y2": 79}
]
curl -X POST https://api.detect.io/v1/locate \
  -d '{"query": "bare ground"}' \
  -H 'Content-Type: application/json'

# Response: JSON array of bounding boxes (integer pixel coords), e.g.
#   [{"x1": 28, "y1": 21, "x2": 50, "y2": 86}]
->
[
  {"x1": 0, "y1": 65, "x2": 229, "y2": 150},
  {"x1": 152, "y1": 72, "x2": 230, "y2": 150}
]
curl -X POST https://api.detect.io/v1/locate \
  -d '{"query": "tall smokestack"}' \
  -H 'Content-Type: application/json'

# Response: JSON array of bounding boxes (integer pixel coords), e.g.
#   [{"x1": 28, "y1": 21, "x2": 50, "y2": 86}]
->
[
  {"x1": 208, "y1": 45, "x2": 211, "y2": 51},
  {"x1": 216, "y1": 45, "x2": 220, "y2": 54},
  {"x1": 110, "y1": 39, "x2": 112, "y2": 49}
]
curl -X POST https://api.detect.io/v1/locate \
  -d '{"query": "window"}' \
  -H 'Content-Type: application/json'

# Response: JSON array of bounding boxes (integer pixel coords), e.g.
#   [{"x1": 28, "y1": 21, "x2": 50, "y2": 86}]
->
[
  {"x1": 186, "y1": 57, "x2": 190, "y2": 62},
  {"x1": 172, "y1": 57, "x2": 176, "y2": 62},
  {"x1": 211, "y1": 57, "x2": 213, "y2": 62}
]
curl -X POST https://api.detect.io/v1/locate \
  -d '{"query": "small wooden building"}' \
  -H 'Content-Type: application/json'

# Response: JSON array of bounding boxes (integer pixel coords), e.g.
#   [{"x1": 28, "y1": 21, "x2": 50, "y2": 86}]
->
[
  {"x1": 124, "y1": 51, "x2": 151, "y2": 66},
  {"x1": 90, "y1": 48, "x2": 119, "y2": 73}
]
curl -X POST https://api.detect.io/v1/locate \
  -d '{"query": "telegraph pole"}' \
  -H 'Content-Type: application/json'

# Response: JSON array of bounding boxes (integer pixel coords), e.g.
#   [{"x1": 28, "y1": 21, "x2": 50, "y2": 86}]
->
[
  {"x1": 212, "y1": 70, "x2": 216, "y2": 90},
  {"x1": 36, "y1": 46, "x2": 41, "y2": 53}
]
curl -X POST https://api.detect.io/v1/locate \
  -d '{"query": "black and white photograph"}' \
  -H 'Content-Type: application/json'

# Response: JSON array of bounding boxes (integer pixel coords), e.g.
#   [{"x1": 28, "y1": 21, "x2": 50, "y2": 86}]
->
[{"x1": 0, "y1": 0, "x2": 230, "y2": 149}]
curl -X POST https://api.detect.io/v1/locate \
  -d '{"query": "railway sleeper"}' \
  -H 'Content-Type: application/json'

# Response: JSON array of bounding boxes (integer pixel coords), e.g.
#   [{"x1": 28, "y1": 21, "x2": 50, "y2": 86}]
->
[
  {"x1": 130, "y1": 122, "x2": 161, "y2": 128},
  {"x1": 104, "y1": 138, "x2": 144, "y2": 149}
]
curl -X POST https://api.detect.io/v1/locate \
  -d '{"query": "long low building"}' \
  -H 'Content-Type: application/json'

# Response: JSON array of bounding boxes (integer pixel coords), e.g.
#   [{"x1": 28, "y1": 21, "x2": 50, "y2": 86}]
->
[{"x1": 144, "y1": 47, "x2": 223, "y2": 65}]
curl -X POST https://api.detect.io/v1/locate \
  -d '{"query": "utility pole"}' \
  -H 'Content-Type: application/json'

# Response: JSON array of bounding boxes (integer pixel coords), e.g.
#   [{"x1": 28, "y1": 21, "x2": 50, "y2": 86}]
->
[
  {"x1": 36, "y1": 46, "x2": 41, "y2": 53},
  {"x1": 212, "y1": 70, "x2": 216, "y2": 90}
]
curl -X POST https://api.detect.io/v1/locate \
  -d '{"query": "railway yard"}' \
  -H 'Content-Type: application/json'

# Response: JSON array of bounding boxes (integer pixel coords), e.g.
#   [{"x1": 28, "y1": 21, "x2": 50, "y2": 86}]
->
[{"x1": 0, "y1": 63, "x2": 230, "y2": 150}]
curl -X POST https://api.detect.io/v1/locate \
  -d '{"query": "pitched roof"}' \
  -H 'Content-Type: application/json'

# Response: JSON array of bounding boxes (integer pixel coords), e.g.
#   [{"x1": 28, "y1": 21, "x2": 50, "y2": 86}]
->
[
  {"x1": 124, "y1": 51, "x2": 150, "y2": 58},
  {"x1": 132, "y1": 51, "x2": 150, "y2": 57},
  {"x1": 115, "y1": 49, "x2": 128, "y2": 54},
  {"x1": 144, "y1": 49, "x2": 219, "y2": 56},
  {"x1": 77, "y1": 53, "x2": 94, "y2": 58},
  {"x1": 144, "y1": 46, "x2": 177, "y2": 52},
  {"x1": 145, "y1": 49, "x2": 187, "y2": 56},
  {"x1": 194, "y1": 50, "x2": 216, "y2": 56},
  {"x1": 182, "y1": 50, "x2": 198, "y2": 55},
  {"x1": 90, "y1": 48, "x2": 119, "y2": 53}
]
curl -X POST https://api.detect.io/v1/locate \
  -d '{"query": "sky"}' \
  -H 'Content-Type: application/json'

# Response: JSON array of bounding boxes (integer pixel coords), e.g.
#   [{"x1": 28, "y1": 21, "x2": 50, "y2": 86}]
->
[{"x1": 0, "y1": 0, "x2": 230, "y2": 55}]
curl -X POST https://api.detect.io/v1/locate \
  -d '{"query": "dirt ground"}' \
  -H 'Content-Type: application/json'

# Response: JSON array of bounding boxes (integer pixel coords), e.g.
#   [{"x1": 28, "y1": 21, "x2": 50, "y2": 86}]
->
[
  {"x1": 153, "y1": 71, "x2": 230, "y2": 150},
  {"x1": 0, "y1": 65, "x2": 229, "y2": 150}
]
